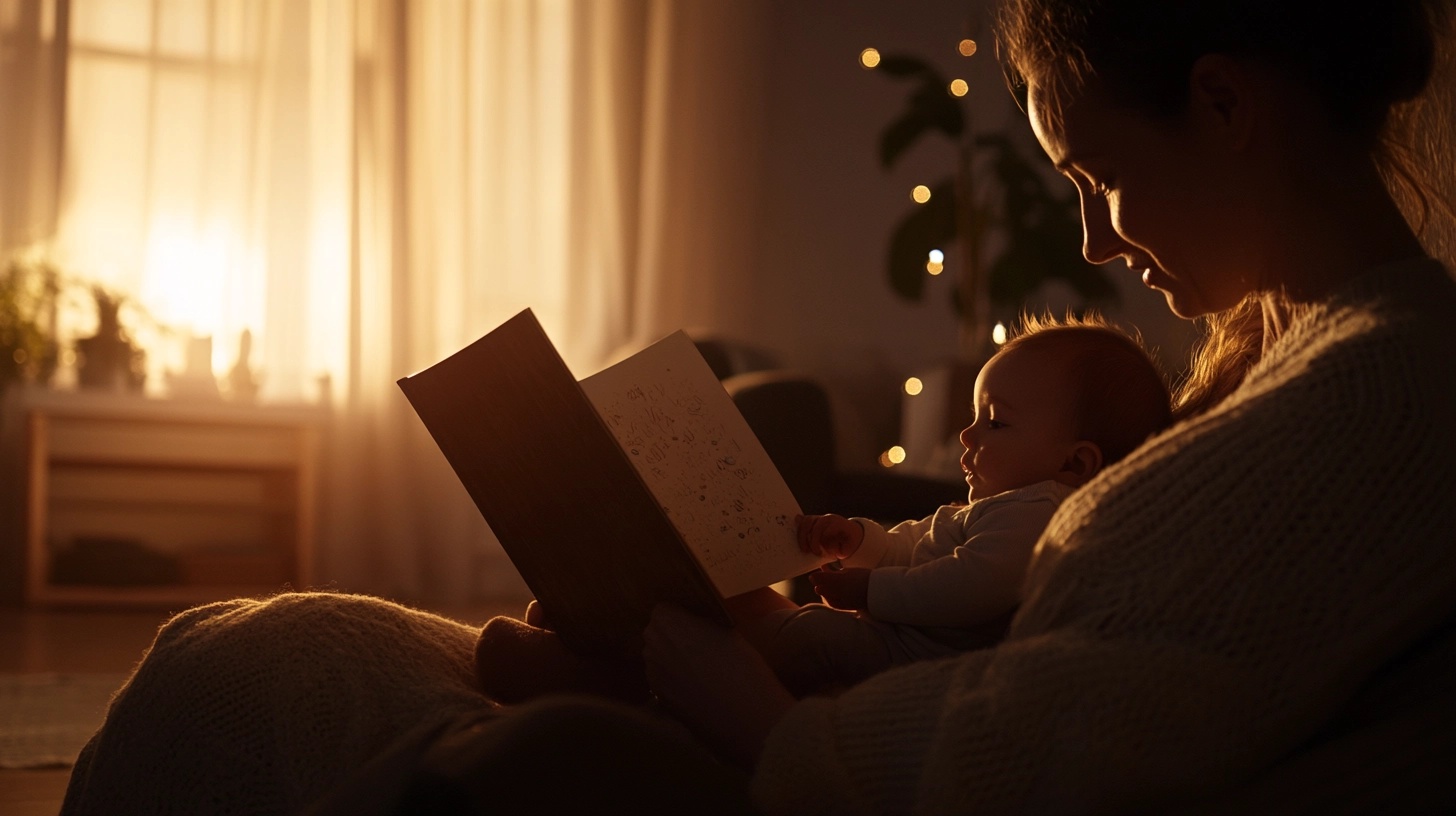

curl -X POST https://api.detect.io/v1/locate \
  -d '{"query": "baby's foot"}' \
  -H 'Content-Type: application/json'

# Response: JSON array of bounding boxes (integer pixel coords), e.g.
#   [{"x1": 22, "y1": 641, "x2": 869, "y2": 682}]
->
[{"x1": 473, "y1": 615, "x2": 649, "y2": 704}]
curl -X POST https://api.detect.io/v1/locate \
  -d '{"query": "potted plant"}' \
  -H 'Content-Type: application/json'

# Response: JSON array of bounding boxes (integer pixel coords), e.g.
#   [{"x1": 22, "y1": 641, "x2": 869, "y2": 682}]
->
[
  {"x1": 870, "y1": 46, "x2": 1117, "y2": 360},
  {"x1": 75, "y1": 285, "x2": 147, "y2": 392},
  {"x1": 866, "y1": 41, "x2": 1120, "y2": 475},
  {"x1": 0, "y1": 256, "x2": 62, "y2": 395}
]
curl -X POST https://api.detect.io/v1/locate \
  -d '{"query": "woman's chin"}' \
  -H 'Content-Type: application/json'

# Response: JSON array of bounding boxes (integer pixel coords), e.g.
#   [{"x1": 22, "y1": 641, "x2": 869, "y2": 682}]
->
[{"x1": 1160, "y1": 289, "x2": 1211, "y2": 320}]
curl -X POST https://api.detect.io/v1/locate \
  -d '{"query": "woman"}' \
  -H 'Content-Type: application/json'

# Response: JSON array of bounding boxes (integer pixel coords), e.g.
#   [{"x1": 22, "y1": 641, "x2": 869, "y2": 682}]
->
[
  {"x1": 655, "y1": 0, "x2": 1456, "y2": 811},
  {"x1": 64, "y1": 1, "x2": 1456, "y2": 813}
]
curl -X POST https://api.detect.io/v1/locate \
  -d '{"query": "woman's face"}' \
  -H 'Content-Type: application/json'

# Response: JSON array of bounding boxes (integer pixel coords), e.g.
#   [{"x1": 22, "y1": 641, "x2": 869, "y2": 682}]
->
[{"x1": 1028, "y1": 82, "x2": 1258, "y2": 318}]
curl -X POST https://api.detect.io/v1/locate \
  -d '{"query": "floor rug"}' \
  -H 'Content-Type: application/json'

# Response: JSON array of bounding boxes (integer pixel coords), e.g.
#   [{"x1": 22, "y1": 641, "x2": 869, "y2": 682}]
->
[{"x1": 0, "y1": 673, "x2": 128, "y2": 769}]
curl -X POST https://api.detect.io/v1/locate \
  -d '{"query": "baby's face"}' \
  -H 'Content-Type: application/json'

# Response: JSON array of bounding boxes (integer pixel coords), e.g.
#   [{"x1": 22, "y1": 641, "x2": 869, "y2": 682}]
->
[{"x1": 958, "y1": 347, "x2": 1081, "y2": 501}]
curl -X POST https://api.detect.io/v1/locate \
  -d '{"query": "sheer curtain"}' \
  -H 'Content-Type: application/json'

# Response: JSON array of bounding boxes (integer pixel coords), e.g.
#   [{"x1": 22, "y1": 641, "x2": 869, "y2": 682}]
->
[
  {"x1": 5, "y1": 0, "x2": 770, "y2": 604},
  {"x1": 0, "y1": 0, "x2": 65, "y2": 251}
]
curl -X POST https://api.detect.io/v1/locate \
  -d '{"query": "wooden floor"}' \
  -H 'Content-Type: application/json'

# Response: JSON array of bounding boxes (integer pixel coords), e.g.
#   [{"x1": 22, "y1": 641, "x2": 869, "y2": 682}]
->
[{"x1": 0, "y1": 598, "x2": 524, "y2": 816}]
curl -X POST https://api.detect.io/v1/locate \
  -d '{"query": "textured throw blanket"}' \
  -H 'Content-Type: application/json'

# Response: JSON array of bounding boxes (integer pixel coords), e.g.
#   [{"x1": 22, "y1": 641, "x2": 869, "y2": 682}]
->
[{"x1": 61, "y1": 592, "x2": 492, "y2": 816}]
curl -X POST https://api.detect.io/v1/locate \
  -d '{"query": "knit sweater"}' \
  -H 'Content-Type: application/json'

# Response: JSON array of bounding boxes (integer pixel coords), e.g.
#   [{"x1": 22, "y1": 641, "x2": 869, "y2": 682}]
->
[{"x1": 751, "y1": 257, "x2": 1456, "y2": 814}]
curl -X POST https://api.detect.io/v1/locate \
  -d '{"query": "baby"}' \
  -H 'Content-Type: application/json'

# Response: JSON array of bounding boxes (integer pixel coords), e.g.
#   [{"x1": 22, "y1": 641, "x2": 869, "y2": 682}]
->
[
  {"x1": 475, "y1": 315, "x2": 1171, "y2": 702},
  {"x1": 738, "y1": 314, "x2": 1173, "y2": 695}
]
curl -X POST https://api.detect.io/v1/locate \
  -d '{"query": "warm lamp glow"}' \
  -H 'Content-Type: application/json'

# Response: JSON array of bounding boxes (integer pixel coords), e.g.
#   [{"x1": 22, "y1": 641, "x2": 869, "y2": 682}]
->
[
  {"x1": 911, "y1": 185, "x2": 932, "y2": 203},
  {"x1": 926, "y1": 260, "x2": 944, "y2": 275},
  {"x1": 928, "y1": 248, "x2": 944, "y2": 263},
  {"x1": 142, "y1": 220, "x2": 229, "y2": 343},
  {"x1": 860, "y1": 47, "x2": 881, "y2": 68},
  {"x1": 904, "y1": 377, "x2": 923, "y2": 396},
  {"x1": 878, "y1": 445, "x2": 907, "y2": 468},
  {"x1": 992, "y1": 321, "x2": 1008, "y2": 345},
  {"x1": 949, "y1": 79, "x2": 969, "y2": 97},
  {"x1": 959, "y1": 39, "x2": 978, "y2": 57}
]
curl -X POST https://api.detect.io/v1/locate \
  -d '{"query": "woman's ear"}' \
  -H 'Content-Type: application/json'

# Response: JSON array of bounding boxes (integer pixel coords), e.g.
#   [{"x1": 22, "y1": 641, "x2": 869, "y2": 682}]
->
[{"x1": 1056, "y1": 441, "x2": 1103, "y2": 488}]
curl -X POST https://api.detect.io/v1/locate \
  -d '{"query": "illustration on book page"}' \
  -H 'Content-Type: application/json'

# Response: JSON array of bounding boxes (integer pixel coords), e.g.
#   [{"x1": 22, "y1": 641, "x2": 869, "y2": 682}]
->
[{"x1": 580, "y1": 332, "x2": 824, "y2": 597}]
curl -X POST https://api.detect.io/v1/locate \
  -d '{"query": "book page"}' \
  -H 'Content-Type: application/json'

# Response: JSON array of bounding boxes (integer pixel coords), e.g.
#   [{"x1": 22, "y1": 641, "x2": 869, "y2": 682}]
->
[
  {"x1": 581, "y1": 333, "x2": 823, "y2": 597},
  {"x1": 399, "y1": 310, "x2": 731, "y2": 654}
]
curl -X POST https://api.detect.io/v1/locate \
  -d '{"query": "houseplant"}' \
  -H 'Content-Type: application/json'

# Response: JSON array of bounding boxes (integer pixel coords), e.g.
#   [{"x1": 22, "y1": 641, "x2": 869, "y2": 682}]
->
[
  {"x1": 865, "y1": 42, "x2": 1121, "y2": 475},
  {"x1": 75, "y1": 285, "x2": 147, "y2": 392},
  {"x1": 870, "y1": 48, "x2": 1117, "y2": 360},
  {"x1": 0, "y1": 256, "x2": 62, "y2": 394}
]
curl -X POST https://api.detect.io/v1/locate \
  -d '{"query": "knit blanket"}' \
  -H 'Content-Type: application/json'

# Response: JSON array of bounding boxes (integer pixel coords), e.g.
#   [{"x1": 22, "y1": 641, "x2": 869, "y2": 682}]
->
[{"x1": 60, "y1": 592, "x2": 492, "y2": 816}]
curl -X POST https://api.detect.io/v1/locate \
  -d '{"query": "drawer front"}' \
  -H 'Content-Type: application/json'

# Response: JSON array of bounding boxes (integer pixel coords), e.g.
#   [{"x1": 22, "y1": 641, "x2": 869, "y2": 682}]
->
[{"x1": 44, "y1": 415, "x2": 303, "y2": 468}]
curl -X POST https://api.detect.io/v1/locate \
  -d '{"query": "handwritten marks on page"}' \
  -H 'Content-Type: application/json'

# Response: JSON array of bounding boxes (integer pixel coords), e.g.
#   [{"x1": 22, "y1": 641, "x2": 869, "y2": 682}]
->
[{"x1": 580, "y1": 333, "x2": 821, "y2": 597}]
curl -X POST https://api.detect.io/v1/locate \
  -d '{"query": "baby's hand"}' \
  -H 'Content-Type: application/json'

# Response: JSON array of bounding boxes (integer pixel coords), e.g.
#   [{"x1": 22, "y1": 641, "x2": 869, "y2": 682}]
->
[
  {"x1": 796, "y1": 514, "x2": 864, "y2": 560},
  {"x1": 809, "y1": 567, "x2": 871, "y2": 610}
]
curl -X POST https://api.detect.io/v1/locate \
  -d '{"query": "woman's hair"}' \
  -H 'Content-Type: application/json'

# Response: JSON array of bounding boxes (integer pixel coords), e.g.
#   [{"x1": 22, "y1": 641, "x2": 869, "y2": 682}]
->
[
  {"x1": 1000, "y1": 312, "x2": 1173, "y2": 465},
  {"x1": 1169, "y1": 297, "x2": 1264, "y2": 421},
  {"x1": 997, "y1": 0, "x2": 1441, "y2": 146},
  {"x1": 996, "y1": 0, "x2": 1451, "y2": 418}
]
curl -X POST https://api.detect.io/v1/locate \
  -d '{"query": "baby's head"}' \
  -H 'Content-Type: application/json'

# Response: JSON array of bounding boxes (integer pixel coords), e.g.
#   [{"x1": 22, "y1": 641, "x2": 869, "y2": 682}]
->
[{"x1": 959, "y1": 314, "x2": 1172, "y2": 500}]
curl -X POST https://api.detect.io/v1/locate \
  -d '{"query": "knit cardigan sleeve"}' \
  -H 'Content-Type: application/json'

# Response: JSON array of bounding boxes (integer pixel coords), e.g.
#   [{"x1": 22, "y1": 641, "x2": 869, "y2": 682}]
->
[{"x1": 751, "y1": 260, "x2": 1456, "y2": 815}]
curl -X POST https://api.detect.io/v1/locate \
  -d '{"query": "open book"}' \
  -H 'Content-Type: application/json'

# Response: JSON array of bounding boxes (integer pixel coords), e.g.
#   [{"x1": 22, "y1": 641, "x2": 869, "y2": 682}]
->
[{"x1": 398, "y1": 309, "x2": 824, "y2": 655}]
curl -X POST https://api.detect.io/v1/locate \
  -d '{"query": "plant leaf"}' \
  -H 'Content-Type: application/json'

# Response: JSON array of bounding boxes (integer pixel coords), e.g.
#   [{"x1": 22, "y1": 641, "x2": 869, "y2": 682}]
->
[
  {"x1": 886, "y1": 178, "x2": 958, "y2": 302},
  {"x1": 880, "y1": 111, "x2": 933, "y2": 169},
  {"x1": 974, "y1": 134, "x2": 1118, "y2": 308},
  {"x1": 875, "y1": 54, "x2": 936, "y2": 79},
  {"x1": 909, "y1": 81, "x2": 964, "y2": 139},
  {"x1": 876, "y1": 57, "x2": 962, "y2": 169}
]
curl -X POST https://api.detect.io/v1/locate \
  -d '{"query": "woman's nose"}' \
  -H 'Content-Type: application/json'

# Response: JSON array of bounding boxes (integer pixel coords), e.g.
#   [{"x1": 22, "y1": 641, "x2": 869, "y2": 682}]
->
[{"x1": 1079, "y1": 194, "x2": 1124, "y2": 265}]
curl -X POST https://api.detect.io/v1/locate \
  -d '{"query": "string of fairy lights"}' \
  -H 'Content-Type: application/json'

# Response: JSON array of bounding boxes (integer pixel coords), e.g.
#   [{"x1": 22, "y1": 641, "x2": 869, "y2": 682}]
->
[{"x1": 860, "y1": 37, "x2": 1008, "y2": 471}]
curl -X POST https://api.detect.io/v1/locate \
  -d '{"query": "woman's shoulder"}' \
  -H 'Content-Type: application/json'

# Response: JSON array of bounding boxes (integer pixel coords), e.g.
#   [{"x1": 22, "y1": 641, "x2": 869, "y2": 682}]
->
[
  {"x1": 1256, "y1": 256, "x2": 1456, "y2": 386},
  {"x1": 1312, "y1": 256, "x2": 1456, "y2": 340},
  {"x1": 1064, "y1": 258, "x2": 1456, "y2": 524}
]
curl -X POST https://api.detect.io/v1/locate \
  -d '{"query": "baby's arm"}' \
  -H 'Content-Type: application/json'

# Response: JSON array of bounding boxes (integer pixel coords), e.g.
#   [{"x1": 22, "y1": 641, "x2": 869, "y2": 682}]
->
[
  {"x1": 869, "y1": 496, "x2": 1059, "y2": 627},
  {"x1": 794, "y1": 512, "x2": 931, "y2": 610}
]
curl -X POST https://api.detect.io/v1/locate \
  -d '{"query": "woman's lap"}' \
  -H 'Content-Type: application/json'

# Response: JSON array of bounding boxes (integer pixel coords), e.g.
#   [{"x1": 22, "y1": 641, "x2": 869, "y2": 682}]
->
[{"x1": 61, "y1": 591, "x2": 748, "y2": 815}]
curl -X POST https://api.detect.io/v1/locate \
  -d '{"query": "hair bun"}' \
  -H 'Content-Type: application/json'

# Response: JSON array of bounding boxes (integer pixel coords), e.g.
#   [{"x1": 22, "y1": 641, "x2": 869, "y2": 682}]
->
[
  {"x1": 1314, "y1": 0, "x2": 1440, "y2": 132},
  {"x1": 1375, "y1": 0, "x2": 1439, "y2": 104}
]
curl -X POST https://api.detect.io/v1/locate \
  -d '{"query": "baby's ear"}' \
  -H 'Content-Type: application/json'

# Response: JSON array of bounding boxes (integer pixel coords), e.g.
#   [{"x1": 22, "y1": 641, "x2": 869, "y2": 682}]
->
[{"x1": 1056, "y1": 441, "x2": 1103, "y2": 487}]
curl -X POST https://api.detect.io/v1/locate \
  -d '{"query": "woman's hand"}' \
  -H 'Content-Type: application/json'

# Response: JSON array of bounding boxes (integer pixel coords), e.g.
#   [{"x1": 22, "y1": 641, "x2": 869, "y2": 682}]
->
[
  {"x1": 797, "y1": 514, "x2": 864, "y2": 560},
  {"x1": 810, "y1": 566, "x2": 871, "y2": 610},
  {"x1": 642, "y1": 603, "x2": 796, "y2": 769}
]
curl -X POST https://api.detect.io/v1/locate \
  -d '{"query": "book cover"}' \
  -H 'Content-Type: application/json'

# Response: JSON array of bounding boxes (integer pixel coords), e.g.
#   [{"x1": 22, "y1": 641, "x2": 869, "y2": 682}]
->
[{"x1": 398, "y1": 309, "x2": 821, "y2": 655}]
